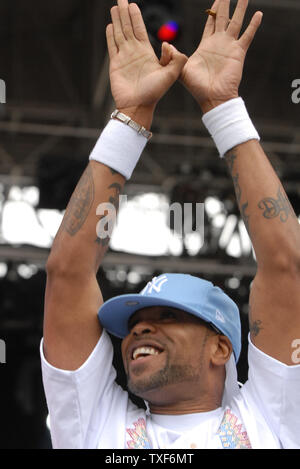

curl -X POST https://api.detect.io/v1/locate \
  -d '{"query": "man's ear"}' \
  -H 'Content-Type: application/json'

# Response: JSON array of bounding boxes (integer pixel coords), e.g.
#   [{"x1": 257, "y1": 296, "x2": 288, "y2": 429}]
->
[{"x1": 210, "y1": 334, "x2": 233, "y2": 366}]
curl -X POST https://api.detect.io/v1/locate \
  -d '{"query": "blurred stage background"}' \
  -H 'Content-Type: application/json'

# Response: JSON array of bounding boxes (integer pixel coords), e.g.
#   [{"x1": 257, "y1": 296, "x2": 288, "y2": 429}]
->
[{"x1": 0, "y1": 0, "x2": 299, "y2": 448}]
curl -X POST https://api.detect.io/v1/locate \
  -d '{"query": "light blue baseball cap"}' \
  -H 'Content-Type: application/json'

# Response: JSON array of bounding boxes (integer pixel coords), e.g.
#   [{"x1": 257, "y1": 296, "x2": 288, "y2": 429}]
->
[{"x1": 98, "y1": 273, "x2": 241, "y2": 362}]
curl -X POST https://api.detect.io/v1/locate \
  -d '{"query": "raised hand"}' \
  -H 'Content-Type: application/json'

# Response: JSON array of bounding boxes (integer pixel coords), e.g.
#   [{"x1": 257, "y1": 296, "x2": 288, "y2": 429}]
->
[
  {"x1": 181, "y1": 0, "x2": 263, "y2": 113},
  {"x1": 106, "y1": 0, "x2": 188, "y2": 127}
]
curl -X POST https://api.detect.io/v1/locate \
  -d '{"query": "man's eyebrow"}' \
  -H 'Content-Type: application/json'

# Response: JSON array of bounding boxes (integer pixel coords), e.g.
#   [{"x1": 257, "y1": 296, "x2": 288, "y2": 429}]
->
[{"x1": 127, "y1": 307, "x2": 179, "y2": 328}]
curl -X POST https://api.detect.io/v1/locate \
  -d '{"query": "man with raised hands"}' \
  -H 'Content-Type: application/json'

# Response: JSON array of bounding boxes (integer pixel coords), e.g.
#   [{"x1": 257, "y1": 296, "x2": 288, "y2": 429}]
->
[{"x1": 41, "y1": 0, "x2": 300, "y2": 449}]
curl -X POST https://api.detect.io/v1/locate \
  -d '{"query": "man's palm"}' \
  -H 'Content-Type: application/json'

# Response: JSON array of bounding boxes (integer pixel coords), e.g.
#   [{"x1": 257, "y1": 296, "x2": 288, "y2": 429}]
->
[
  {"x1": 107, "y1": 2, "x2": 187, "y2": 112},
  {"x1": 110, "y1": 45, "x2": 182, "y2": 110},
  {"x1": 181, "y1": 34, "x2": 245, "y2": 108},
  {"x1": 181, "y1": 0, "x2": 263, "y2": 112}
]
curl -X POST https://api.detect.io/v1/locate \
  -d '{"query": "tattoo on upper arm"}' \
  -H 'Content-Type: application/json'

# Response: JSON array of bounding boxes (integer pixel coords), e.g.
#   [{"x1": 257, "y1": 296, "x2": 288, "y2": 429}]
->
[
  {"x1": 62, "y1": 165, "x2": 95, "y2": 236},
  {"x1": 248, "y1": 303, "x2": 263, "y2": 337},
  {"x1": 249, "y1": 319, "x2": 263, "y2": 337},
  {"x1": 258, "y1": 186, "x2": 297, "y2": 223}
]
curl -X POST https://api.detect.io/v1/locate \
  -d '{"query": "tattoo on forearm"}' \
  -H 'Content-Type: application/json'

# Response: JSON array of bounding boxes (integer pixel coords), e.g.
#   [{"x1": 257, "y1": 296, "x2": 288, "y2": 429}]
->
[
  {"x1": 232, "y1": 173, "x2": 242, "y2": 204},
  {"x1": 62, "y1": 165, "x2": 95, "y2": 236},
  {"x1": 225, "y1": 151, "x2": 237, "y2": 173},
  {"x1": 241, "y1": 202, "x2": 250, "y2": 232},
  {"x1": 249, "y1": 319, "x2": 263, "y2": 337},
  {"x1": 109, "y1": 168, "x2": 119, "y2": 176},
  {"x1": 108, "y1": 183, "x2": 122, "y2": 210},
  {"x1": 258, "y1": 186, "x2": 297, "y2": 223},
  {"x1": 95, "y1": 182, "x2": 122, "y2": 247},
  {"x1": 225, "y1": 151, "x2": 250, "y2": 231}
]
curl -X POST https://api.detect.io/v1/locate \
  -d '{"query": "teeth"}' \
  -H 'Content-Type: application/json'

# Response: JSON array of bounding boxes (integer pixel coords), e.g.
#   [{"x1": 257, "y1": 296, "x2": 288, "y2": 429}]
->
[{"x1": 133, "y1": 346, "x2": 161, "y2": 361}]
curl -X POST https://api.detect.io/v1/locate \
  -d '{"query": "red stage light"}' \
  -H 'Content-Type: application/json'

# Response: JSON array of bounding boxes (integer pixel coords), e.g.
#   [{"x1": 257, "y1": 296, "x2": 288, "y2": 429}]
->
[{"x1": 157, "y1": 21, "x2": 179, "y2": 42}]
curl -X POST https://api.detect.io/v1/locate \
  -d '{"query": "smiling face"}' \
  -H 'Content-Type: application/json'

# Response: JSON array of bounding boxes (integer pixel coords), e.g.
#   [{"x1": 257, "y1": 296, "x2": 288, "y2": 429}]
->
[{"x1": 121, "y1": 306, "x2": 225, "y2": 410}]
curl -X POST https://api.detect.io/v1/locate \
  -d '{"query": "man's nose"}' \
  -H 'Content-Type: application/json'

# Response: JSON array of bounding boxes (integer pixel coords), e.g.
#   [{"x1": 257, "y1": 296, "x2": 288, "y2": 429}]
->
[{"x1": 132, "y1": 320, "x2": 156, "y2": 336}]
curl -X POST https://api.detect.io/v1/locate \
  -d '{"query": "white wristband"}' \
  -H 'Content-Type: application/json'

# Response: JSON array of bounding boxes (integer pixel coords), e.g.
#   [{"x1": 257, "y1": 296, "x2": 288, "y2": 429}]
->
[
  {"x1": 202, "y1": 97, "x2": 260, "y2": 158},
  {"x1": 89, "y1": 119, "x2": 148, "y2": 180}
]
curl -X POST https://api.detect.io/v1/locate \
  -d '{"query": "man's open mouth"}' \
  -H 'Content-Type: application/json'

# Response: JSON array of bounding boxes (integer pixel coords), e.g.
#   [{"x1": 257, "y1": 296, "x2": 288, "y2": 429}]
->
[{"x1": 131, "y1": 345, "x2": 163, "y2": 361}]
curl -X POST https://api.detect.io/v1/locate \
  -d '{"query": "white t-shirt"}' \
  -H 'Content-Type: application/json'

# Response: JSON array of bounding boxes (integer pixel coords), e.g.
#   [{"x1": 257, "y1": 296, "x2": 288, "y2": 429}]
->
[{"x1": 40, "y1": 331, "x2": 300, "y2": 449}]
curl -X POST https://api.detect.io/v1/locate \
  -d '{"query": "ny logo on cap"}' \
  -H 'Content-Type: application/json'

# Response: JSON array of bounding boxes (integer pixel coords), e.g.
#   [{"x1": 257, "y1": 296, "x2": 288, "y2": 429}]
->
[{"x1": 141, "y1": 275, "x2": 168, "y2": 296}]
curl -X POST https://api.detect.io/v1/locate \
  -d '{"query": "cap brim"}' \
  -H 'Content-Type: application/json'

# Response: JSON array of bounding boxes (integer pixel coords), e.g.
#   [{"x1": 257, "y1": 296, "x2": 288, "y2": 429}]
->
[{"x1": 98, "y1": 293, "x2": 212, "y2": 339}]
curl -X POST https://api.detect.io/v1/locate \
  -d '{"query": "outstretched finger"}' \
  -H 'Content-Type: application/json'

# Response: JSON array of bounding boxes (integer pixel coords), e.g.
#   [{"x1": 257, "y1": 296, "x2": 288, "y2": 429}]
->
[
  {"x1": 215, "y1": 0, "x2": 230, "y2": 32},
  {"x1": 106, "y1": 23, "x2": 118, "y2": 57},
  {"x1": 238, "y1": 11, "x2": 263, "y2": 51},
  {"x1": 118, "y1": 0, "x2": 134, "y2": 40},
  {"x1": 227, "y1": 0, "x2": 248, "y2": 39},
  {"x1": 202, "y1": 0, "x2": 220, "y2": 39},
  {"x1": 111, "y1": 6, "x2": 126, "y2": 47},
  {"x1": 129, "y1": 3, "x2": 149, "y2": 42}
]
